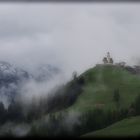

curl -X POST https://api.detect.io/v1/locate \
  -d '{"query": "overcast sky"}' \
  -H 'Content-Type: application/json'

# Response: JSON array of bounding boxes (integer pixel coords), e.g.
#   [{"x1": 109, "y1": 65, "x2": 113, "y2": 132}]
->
[{"x1": 0, "y1": 3, "x2": 140, "y2": 79}]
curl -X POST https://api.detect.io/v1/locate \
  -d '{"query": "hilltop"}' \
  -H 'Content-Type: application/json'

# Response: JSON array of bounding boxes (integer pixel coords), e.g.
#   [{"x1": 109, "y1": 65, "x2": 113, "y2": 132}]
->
[{"x1": 66, "y1": 64, "x2": 140, "y2": 112}]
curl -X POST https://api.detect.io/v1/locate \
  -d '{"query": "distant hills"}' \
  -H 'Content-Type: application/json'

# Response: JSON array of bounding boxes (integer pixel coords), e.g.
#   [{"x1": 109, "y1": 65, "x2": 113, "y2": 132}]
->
[{"x1": 0, "y1": 61, "x2": 61, "y2": 108}]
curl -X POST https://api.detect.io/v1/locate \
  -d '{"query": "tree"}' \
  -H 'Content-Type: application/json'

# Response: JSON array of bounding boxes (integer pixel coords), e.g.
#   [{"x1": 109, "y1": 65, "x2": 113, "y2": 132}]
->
[
  {"x1": 0, "y1": 102, "x2": 5, "y2": 114},
  {"x1": 77, "y1": 76, "x2": 85, "y2": 86},
  {"x1": 72, "y1": 71, "x2": 78, "y2": 81},
  {"x1": 110, "y1": 58, "x2": 114, "y2": 64},
  {"x1": 103, "y1": 57, "x2": 108, "y2": 64},
  {"x1": 133, "y1": 94, "x2": 140, "y2": 115},
  {"x1": 0, "y1": 102, "x2": 6, "y2": 124},
  {"x1": 7, "y1": 102, "x2": 24, "y2": 122},
  {"x1": 113, "y1": 89, "x2": 120, "y2": 108}
]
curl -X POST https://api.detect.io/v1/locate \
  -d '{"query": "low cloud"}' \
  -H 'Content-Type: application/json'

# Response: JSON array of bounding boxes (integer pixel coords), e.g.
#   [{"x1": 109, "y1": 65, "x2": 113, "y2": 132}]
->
[
  {"x1": 0, "y1": 3, "x2": 140, "y2": 77},
  {"x1": 16, "y1": 73, "x2": 66, "y2": 106},
  {"x1": 0, "y1": 3, "x2": 140, "y2": 110}
]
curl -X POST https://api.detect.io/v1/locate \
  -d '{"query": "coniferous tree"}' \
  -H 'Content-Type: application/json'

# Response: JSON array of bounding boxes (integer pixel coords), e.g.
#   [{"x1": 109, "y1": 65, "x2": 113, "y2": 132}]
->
[
  {"x1": 113, "y1": 89, "x2": 120, "y2": 108},
  {"x1": 0, "y1": 102, "x2": 6, "y2": 124}
]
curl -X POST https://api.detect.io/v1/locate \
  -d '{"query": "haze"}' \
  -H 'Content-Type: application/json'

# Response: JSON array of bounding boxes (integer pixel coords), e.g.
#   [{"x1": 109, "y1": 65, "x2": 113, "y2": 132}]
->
[{"x1": 0, "y1": 3, "x2": 140, "y2": 79}]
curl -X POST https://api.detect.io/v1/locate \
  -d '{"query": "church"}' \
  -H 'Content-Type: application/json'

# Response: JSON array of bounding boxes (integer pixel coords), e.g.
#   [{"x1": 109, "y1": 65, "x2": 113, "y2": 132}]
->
[{"x1": 103, "y1": 52, "x2": 113, "y2": 64}]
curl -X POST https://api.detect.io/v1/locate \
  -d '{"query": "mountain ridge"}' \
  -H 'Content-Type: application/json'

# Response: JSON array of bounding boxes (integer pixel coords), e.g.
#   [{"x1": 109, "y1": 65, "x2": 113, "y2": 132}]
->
[{"x1": 0, "y1": 61, "x2": 61, "y2": 108}]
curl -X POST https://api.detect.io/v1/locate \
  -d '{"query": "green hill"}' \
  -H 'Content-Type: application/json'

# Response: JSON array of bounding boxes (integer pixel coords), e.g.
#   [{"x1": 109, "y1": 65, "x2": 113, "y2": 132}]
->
[
  {"x1": 67, "y1": 64, "x2": 140, "y2": 112},
  {"x1": 82, "y1": 116, "x2": 140, "y2": 137},
  {"x1": 29, "y1": 64, "x2": 140, "y2": 137}
]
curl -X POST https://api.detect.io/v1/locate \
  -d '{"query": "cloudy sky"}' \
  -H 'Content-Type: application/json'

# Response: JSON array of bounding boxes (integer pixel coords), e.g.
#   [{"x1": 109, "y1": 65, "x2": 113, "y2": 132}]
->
[{"x1": 0, "y1": 2, "x2": 140, "y2": 79}]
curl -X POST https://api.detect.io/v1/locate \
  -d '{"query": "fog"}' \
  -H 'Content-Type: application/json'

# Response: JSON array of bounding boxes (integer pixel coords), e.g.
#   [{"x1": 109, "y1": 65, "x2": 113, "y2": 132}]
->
[
  {"x1": 0, "y1": 3, "x2": 140, "y2": 79},
  {"x1": 16, "y1": 73, "x2": 66, "y2": 107},
  {"x1": 0, "y1": 3, "x2": 140, "y2": 136},
  {"x1": 0, "y1": 2, "x2": 139, "y2": 108}
]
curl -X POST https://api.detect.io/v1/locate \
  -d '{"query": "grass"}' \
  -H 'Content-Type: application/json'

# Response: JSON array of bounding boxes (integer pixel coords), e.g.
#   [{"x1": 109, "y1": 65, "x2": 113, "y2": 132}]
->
[
  {"x1": 66, "y1": 65, "x2": 140, "y2": 112},
  {"x1": 82, "y1": 116, "x2": 140, "y2": 137},
  {"x1": 30, "y1": 64, "x2": 140, "y2": 137}
]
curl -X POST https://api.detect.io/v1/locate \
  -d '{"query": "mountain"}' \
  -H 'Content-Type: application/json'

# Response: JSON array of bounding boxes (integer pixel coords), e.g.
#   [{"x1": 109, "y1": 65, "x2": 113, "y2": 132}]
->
[
  {"x1": 0, "y1": 61, "x2": 61, "y2": 108},
  {"x1": 0, "y1": 61, "x2": 29, "y2": 83},
  {"x1": 0, "y1": 61, "x2": 30, "y2": 108},
  {"x1": 33, "y1": 64, "x2": 61, "y2": 82}
]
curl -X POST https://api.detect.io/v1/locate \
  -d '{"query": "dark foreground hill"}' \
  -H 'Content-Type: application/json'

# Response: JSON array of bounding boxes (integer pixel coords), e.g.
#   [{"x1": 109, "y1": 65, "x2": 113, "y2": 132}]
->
[{"x1": 82, "y1": 116, "x2": 140, "y2": 137}]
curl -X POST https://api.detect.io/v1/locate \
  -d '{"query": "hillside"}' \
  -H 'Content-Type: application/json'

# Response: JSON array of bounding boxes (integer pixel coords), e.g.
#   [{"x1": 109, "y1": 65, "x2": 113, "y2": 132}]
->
[
  {"x1": 66, "y1": 64, "x2": 140, "y2": 112},
  {"x1": 27, "y1": 64, "x2": 140, "y2": 137},
  {"x1": 1, "y1": 63, "x2": 140, "y2": 137},
  {"x1": 82, "y1": 116, "x2": 140, "y2": 137}
]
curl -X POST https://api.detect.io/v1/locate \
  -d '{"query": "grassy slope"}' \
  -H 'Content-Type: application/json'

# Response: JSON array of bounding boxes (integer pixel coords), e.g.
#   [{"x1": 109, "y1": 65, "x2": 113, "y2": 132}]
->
[
  {"x1": 30, "y1": 64, "x2": 140, "y2": 136},
  {"x1": 66, "y1": 65, "x2": 140, "y2": 112},
  {"x1": 82, "y1": 116, "x2": 140, "y2": 137}
]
